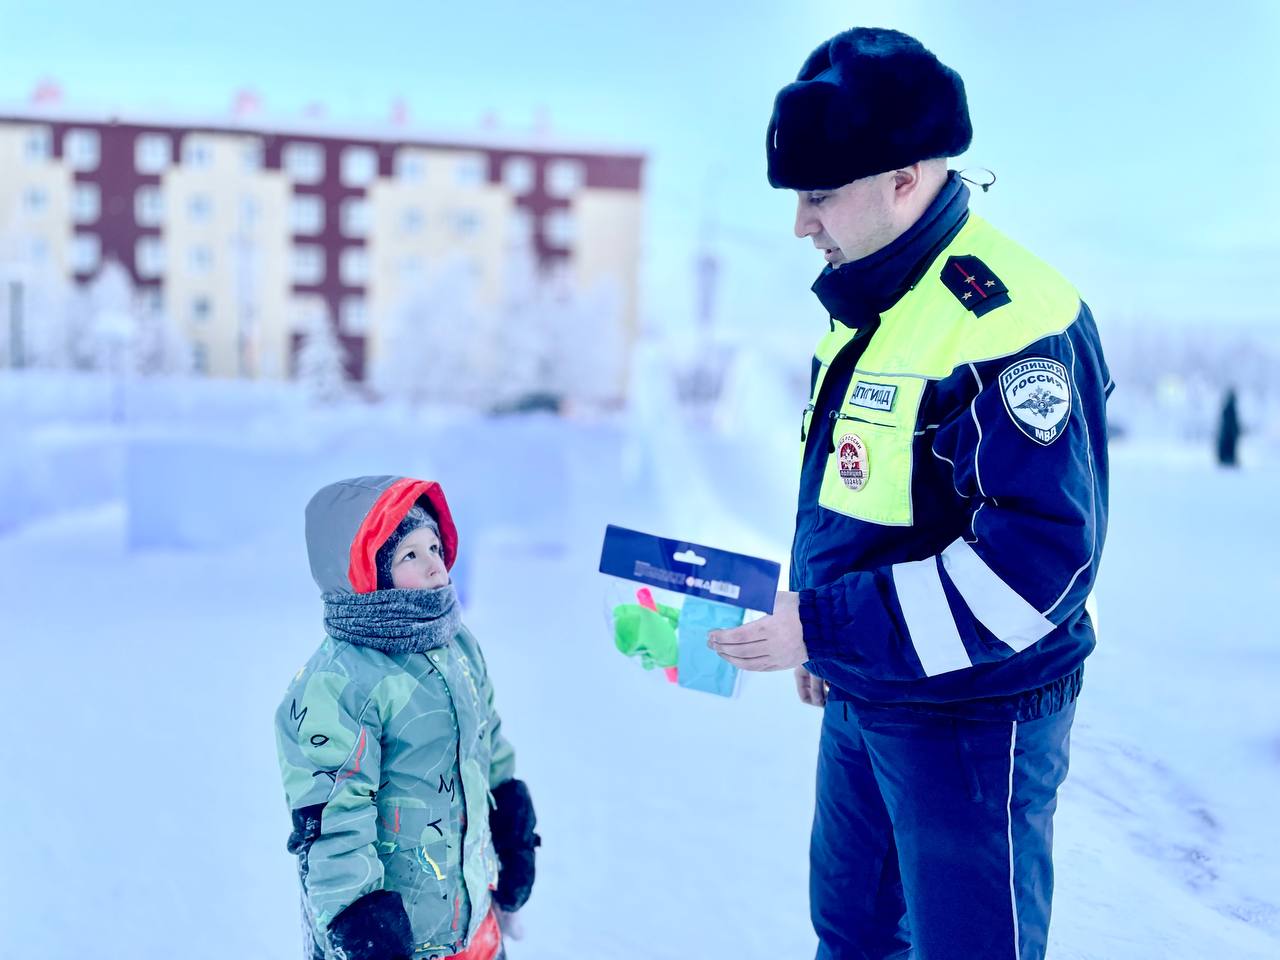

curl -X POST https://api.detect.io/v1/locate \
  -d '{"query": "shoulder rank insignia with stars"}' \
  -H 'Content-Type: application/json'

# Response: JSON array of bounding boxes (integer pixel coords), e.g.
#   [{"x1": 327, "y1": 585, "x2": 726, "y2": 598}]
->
[{"x1": 939, "y1": 255, "x2": 1011, "y2": 318}]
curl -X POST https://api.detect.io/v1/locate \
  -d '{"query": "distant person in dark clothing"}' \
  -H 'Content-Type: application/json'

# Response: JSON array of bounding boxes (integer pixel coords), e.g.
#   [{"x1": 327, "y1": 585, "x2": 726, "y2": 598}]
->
[{"x1": 1217, "y1": 388, "x2": 1241, "y2": 467}]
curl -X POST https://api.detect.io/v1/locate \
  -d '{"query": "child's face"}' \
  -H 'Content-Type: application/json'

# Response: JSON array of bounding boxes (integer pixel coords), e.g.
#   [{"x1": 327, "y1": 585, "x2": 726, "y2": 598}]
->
[{"x1": 390, "y1": 527, "x2": 449, "y2": 590}]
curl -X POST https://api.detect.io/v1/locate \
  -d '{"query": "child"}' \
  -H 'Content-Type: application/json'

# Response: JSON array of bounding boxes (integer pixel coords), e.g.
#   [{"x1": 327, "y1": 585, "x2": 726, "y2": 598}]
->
[{"x1": 276, "y1": 475, "x2": 539, "y2": 960}]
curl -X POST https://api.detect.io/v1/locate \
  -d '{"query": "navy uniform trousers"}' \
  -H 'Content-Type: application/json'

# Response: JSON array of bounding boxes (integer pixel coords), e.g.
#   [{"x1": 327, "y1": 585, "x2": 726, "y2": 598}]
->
[{"x1": 811, "y1": 698, "x2": 1075, "y2": 960}]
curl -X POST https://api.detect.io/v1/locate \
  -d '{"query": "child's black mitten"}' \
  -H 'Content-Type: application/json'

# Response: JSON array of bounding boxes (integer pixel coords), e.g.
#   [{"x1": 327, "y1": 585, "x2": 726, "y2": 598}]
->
[
  {"x1": 328, "y1": 889, "x2": 414, "y2": 960},
  {"x1": 490, "y1": 778, "x2": 541, "y2": 912}
]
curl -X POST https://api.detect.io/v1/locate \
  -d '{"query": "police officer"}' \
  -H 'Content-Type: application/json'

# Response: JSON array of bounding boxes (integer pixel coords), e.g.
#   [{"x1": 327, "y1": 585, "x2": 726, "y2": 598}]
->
[{"x1": 709, "y1": 27, "x2": 1113, "y2": 960}]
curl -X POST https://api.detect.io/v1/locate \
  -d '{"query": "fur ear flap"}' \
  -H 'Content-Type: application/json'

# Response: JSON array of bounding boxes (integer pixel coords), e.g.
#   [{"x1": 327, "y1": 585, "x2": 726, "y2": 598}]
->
[
  {"x1": 827, "y1": 33, "x2": 861, "y2": 65},
  {"x1": 767, "y1": 81, "x2": 856, "y2": 191},
  {"x1": 778, "y1": 81, "x2": 839, "y2": 142},
  {"x1": 796, "y1": 41, "x2": 834, "y2": 82}
]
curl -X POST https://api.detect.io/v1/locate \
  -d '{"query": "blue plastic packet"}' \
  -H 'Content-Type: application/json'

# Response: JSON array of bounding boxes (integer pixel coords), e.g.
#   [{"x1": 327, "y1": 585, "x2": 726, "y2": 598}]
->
[
  {"x1": 676, "y1": 597, "x2": 745, "y2": 697},
  {"x1": 599, "y1": 525, "x2": 780, "y2": 698}
]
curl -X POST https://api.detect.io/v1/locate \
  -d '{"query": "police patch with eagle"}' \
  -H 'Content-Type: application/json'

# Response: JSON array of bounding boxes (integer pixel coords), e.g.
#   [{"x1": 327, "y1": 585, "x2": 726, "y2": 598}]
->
[{"x1": 999, "y1": 357, "x2": 1072, "y2": 446}]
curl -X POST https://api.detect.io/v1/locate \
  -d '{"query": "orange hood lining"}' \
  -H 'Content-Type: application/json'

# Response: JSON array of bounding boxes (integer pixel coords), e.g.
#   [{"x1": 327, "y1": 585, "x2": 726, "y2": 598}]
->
[{"x1": 347, "y1": 478, "x2": 459, "y2": 594}]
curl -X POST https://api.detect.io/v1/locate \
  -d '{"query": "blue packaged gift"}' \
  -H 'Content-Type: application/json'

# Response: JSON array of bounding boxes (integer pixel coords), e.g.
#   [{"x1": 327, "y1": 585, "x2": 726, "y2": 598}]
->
[{"x1": 599, "y1": 525, "x2": 781, "y2": 698}]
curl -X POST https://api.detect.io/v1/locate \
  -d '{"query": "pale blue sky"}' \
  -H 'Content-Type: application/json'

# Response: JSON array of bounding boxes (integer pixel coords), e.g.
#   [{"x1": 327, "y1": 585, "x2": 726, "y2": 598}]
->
[{"x1": 2, "y1": 0, "x2": 1277, "y2": 345}]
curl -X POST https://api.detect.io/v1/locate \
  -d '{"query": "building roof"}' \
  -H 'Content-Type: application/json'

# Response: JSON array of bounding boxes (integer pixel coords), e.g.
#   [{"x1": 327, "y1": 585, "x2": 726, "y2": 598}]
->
[{"x1": 0, "y1": 100, "x2": 647, "y2": 161}]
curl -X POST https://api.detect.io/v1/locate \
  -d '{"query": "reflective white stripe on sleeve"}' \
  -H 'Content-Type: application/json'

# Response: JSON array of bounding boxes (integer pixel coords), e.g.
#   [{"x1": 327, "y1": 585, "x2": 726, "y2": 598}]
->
[
  {"x1": 892, "y1": 557, "x2": 972, "y2": 676},
  {"x1": 941, "y1": 539, "x2": 1055, "y2": 651}
]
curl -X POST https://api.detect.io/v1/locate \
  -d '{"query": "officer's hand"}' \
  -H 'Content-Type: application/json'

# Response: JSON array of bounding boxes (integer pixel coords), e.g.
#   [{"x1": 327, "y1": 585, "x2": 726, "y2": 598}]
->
[
  {"x1": 708, "y1": 591, "x2": 808, "y2": 672},
  {"x1": 794, "y1": 665, "x2": 827, "y2": 707}
]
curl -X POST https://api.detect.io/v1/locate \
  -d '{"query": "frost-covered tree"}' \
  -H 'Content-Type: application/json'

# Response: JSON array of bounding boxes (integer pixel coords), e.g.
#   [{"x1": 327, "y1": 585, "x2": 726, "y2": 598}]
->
[
  {"x1": 371, "y1": 246, "x2": 629, "y2": 413},
  {"x1": 493, "y1": 239, "x2": 557, "y2": 409},
  {"x1": 132, "y1": 305, "x2": 193, "y2": 376},
  {"x1": 84, "y1": 260, "x2": 138, "y2": 372},
  {"x1": 295, "y1": 310, "x2": 350, "y2": 404},
  {"x1": 0, "y1": 224, "x2": 80, "y2": 370},
  {"x1": 554, "y1": 274, "x2": 626, "y2": 408},
  {"x1": 373, "y1": 255, "x2": 489, "y2": 407},
  {"x1": 372, "y1": 279, "x2": 438, "y2": 407},
  {"x1": 1, "y1": 267, "x2": 76, "y2": 370}
]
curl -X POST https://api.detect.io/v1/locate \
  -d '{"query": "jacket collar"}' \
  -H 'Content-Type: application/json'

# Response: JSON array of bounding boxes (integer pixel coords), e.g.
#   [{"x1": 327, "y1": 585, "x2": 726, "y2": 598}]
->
[{"x1": 811, "y1": 171, "x2": 970, "y2": 329}]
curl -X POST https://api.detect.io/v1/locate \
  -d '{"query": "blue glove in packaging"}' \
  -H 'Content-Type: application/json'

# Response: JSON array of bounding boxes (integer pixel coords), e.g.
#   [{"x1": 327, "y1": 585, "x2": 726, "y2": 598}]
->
[{"x1": 676, "y1": 597, "x2": 746, "y2": 697}]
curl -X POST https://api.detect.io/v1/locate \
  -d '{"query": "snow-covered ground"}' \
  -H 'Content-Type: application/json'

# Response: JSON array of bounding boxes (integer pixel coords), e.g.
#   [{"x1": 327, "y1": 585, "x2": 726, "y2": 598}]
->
[{"x1": 1, "y1": 392, "x2": 1278, "y2": 958}]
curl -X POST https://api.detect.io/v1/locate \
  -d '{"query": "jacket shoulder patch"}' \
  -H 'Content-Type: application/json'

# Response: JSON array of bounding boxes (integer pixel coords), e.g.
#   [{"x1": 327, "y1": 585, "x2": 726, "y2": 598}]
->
[
  {"x1": 1000, "y1": 357, "x2": 1072, "y2": 445},
  {"x1": 940, "y1": 255, "x2": 1011, "y2": 317}
]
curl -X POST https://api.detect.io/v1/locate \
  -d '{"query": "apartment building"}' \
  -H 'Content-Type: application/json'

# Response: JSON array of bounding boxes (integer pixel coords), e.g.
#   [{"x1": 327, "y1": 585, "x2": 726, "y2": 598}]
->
[{"x1": 0, "y1": 104, "x2": 644, "y2": 395}]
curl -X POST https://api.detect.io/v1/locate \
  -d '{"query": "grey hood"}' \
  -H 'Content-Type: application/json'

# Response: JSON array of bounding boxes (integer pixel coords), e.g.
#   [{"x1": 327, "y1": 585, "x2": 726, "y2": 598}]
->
[{"x1": 304, "y1": 475, "x2": 459, "y2": 595}]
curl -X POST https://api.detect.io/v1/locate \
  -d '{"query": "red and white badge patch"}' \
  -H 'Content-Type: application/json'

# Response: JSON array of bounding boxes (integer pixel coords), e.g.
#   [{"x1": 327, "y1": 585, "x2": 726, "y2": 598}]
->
[{"x1": 837, "y1": 433, "x2": 869, "y2": 491}]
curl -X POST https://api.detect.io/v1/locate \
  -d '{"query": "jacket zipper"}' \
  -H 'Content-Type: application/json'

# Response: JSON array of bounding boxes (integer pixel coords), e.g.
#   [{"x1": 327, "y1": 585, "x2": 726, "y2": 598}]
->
[
  {"x1": 796, "y1": 321, "x2": 880, "y2": 573},
  {"x1": 800, "y1": 402, "x2": 816, "y2": 442},
  {"x1": 826, "y1": 410, "x2": 898, "y2": 451}
]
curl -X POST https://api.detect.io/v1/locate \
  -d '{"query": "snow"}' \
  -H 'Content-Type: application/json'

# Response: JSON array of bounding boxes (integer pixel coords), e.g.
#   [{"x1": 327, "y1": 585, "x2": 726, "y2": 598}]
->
[
  {"x1": 1, "y1": 374, "x2": 1278, "y2": 959},
  {"x1": 0, "y1": 424, "x2": 123, "y2": 534}
]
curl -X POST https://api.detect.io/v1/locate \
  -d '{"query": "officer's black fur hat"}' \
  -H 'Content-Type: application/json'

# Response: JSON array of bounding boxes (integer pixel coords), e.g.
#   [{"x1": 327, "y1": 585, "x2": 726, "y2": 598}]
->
[{"x1": 766, "y1": 28, "x2": 972, "y2": 191}]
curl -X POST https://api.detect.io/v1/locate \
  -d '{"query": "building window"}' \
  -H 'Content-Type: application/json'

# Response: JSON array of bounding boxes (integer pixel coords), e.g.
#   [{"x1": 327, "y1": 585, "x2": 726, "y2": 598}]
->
[
  {"x1": 241, "y1": 138, "x2": 264, "y2": 172},
  {"x1": 28, "y1": 236, "x2": 50, "y2": 264},
  {"x1": 502, "y1": 156, "x2": 535, "y2": 194},
  {"x1": 182, "y1": 136, "x2": 214, "y2": 168},
  {"x1": 340, "y1": 297, "x2": 368, "y2": 334},
  {"x1": 238, "y1": 194, "x2": 261, "y2": 229},
  {"x1": 192, "y1": 342, "x2": 209, "y2": 374},
  {"x1": 544, "y1": 208, "x2": 576, "y2": 247},
  {"x1": 400, "y1": 207, "x2": 424, "y2": 235},
  {"x1": 135, "y1": 185, "x2": 165, "y2": 226},
  {"x1": 509, "y1": 206, "x2": 535, "y2": 243},
  {"x1": 73, "y1": 183, "x2": 101, "y2": 224},
  {"x1": 450, "y1": 209, "x2": 482, "y2": 237},
  {"x1": 289, "y1": 194, "x2": 324, "y2": 235},
  {"x1": 291, "y1": 245, "x2": 325, "y2": 285},
  {"x1": 189, "y1": 245, "x2": 214, "y2": 274},
  {"x1": 546, "y1": 159, "x2": 585, "y2": 197},
  {"x1": 340, "y1": 247, "x2": 369, "y2": 286},
  {"x1": 283, "y1": 142, "x2": 325, "y2": 184},
  {"x1": 188, "y1": 193, "x2": 213, "y2": 224},
  {"x1": 135, "y1": 133, "x2": 172, "y2": 174},
  {"x1": 397, "y1": 254, "x2": 425, "y2": 283},
  {"x1": 22, "y1": 186, "x2": 48, "y2": 215},
  {"x1": 293, "y1": 296, "x2": 328, "y2": 332},
  {"x1": 24, "y1": 126, "x2": 52, "y2": 162},
  {"x1": 341, "y1": 198, "x2": 370, "y2": 237},
  {"x1": 192, "y1": 296, "x2": 212, "y2": 324},
  {"x1": 341, "y1": 146, "x2": 378, "y2": 187},
  {"x1": 136, "y1": 236, "x2": 166, "y2": 277},
  {"x1": 455, "y1": 154, "x2": 487, "y2": 187},
  {"x1": 138, "y1": 287, "x2": 163, "y2": 315},
  {"x1": 65, "y1": 129, "x2": 101, "y2": 171},
  {"x1": 71, "y1": 233, "x2": 101, "y2": 273},
  {"x1": 395, "y1": 150, "x2": 426, "y2": 182}
]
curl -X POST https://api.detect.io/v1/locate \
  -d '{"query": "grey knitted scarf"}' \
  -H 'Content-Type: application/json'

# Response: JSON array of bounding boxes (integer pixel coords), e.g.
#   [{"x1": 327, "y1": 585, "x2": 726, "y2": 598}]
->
[{"x1": 323, "y1": 584, "x2": 461, "y2": 654}]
